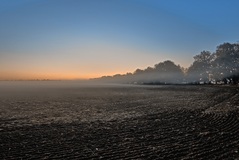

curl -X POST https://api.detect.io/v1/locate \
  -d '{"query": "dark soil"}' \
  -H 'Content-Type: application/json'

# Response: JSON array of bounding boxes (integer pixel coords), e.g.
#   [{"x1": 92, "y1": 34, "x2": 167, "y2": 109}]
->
[{"x1": 0, "y1": 82, "x2": 239, "y2": 159}]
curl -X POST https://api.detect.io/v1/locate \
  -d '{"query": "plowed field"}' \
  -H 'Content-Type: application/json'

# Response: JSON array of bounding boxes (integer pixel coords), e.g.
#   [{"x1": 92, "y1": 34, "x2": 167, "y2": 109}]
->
[{"x1": 0, "y1": 82, "x2": 239, "y2": 159}]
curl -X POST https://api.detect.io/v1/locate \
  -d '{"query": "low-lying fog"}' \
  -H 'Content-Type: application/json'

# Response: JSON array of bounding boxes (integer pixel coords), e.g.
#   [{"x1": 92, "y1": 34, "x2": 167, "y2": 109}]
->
[{"x1": 0, "y1": 81, "x2": 143, "y2": 99}]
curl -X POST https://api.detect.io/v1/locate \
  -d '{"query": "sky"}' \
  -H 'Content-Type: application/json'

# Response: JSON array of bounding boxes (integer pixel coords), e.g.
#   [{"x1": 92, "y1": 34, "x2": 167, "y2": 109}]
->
[{"x1": 0, "y1": 0, "x2": 239, "y2": 80}]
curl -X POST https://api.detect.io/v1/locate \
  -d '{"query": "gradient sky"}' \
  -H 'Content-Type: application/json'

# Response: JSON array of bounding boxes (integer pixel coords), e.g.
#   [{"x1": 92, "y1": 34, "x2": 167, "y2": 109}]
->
[{"x1": 0, "y1": 0, "x2": 239, "y2": 80}]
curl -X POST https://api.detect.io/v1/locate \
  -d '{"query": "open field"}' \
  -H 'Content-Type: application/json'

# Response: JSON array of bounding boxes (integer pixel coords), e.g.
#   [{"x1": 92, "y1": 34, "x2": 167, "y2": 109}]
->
[{"x1": 0, "y1": 82, "x2": 239, "y2": 159}]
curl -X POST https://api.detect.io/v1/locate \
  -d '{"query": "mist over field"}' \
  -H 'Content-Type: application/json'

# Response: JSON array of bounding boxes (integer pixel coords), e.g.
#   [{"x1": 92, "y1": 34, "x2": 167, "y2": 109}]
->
[{"x1": 1, "y1": 0, "x2": 239, "y2": 159}]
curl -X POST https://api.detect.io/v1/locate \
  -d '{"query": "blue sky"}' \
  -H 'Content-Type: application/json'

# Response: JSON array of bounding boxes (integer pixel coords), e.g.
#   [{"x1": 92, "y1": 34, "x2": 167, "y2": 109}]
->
[{"x1": 0, "y1": 0, "x2": 239, "y2": 79}]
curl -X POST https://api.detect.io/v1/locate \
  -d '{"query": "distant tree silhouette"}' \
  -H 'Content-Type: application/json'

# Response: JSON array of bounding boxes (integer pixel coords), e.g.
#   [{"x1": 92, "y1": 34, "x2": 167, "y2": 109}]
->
[
  {"x1": 130, "y1": 60, "x2": 184, "y2": 84},
  {"x1": 95, "y1": 42, "x2": 239, "y2": 85},
  {"x1": 187, "y1": 51, "x2": 212, "y2": 83},
  {"x1": 134, "y1": 69, "x2": 144, "y2": 75},
  {"x1": 153, "y1": 60, "x2": 184, "y2": 83},
  {"x1": 211, "y1": 43, "x2": 239, "y2": 83},
  {"x1": 187, "y1": 42, "x2": 239, "y2": 84}
]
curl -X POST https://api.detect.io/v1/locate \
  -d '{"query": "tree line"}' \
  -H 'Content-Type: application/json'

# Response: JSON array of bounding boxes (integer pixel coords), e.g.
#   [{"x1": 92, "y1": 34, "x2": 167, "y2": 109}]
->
[{"x1": 95, "y1": 42, "x2": 239, "y2": 85}]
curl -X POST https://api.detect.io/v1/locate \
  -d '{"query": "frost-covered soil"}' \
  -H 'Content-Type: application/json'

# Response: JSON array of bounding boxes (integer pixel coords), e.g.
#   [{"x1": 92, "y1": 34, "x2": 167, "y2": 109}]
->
[{"x1": 0, "y1": 82, "x2": 239, "y2": 159}]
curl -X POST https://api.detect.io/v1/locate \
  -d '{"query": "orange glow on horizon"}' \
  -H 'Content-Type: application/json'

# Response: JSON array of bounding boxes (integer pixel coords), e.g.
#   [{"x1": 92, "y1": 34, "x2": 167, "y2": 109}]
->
[
  {"x1": 0, "y1": 43, "x2": 191, "y2": 81},
  {"x1": 0, "y1": 70, "x2": 134, "y2": 80}
]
